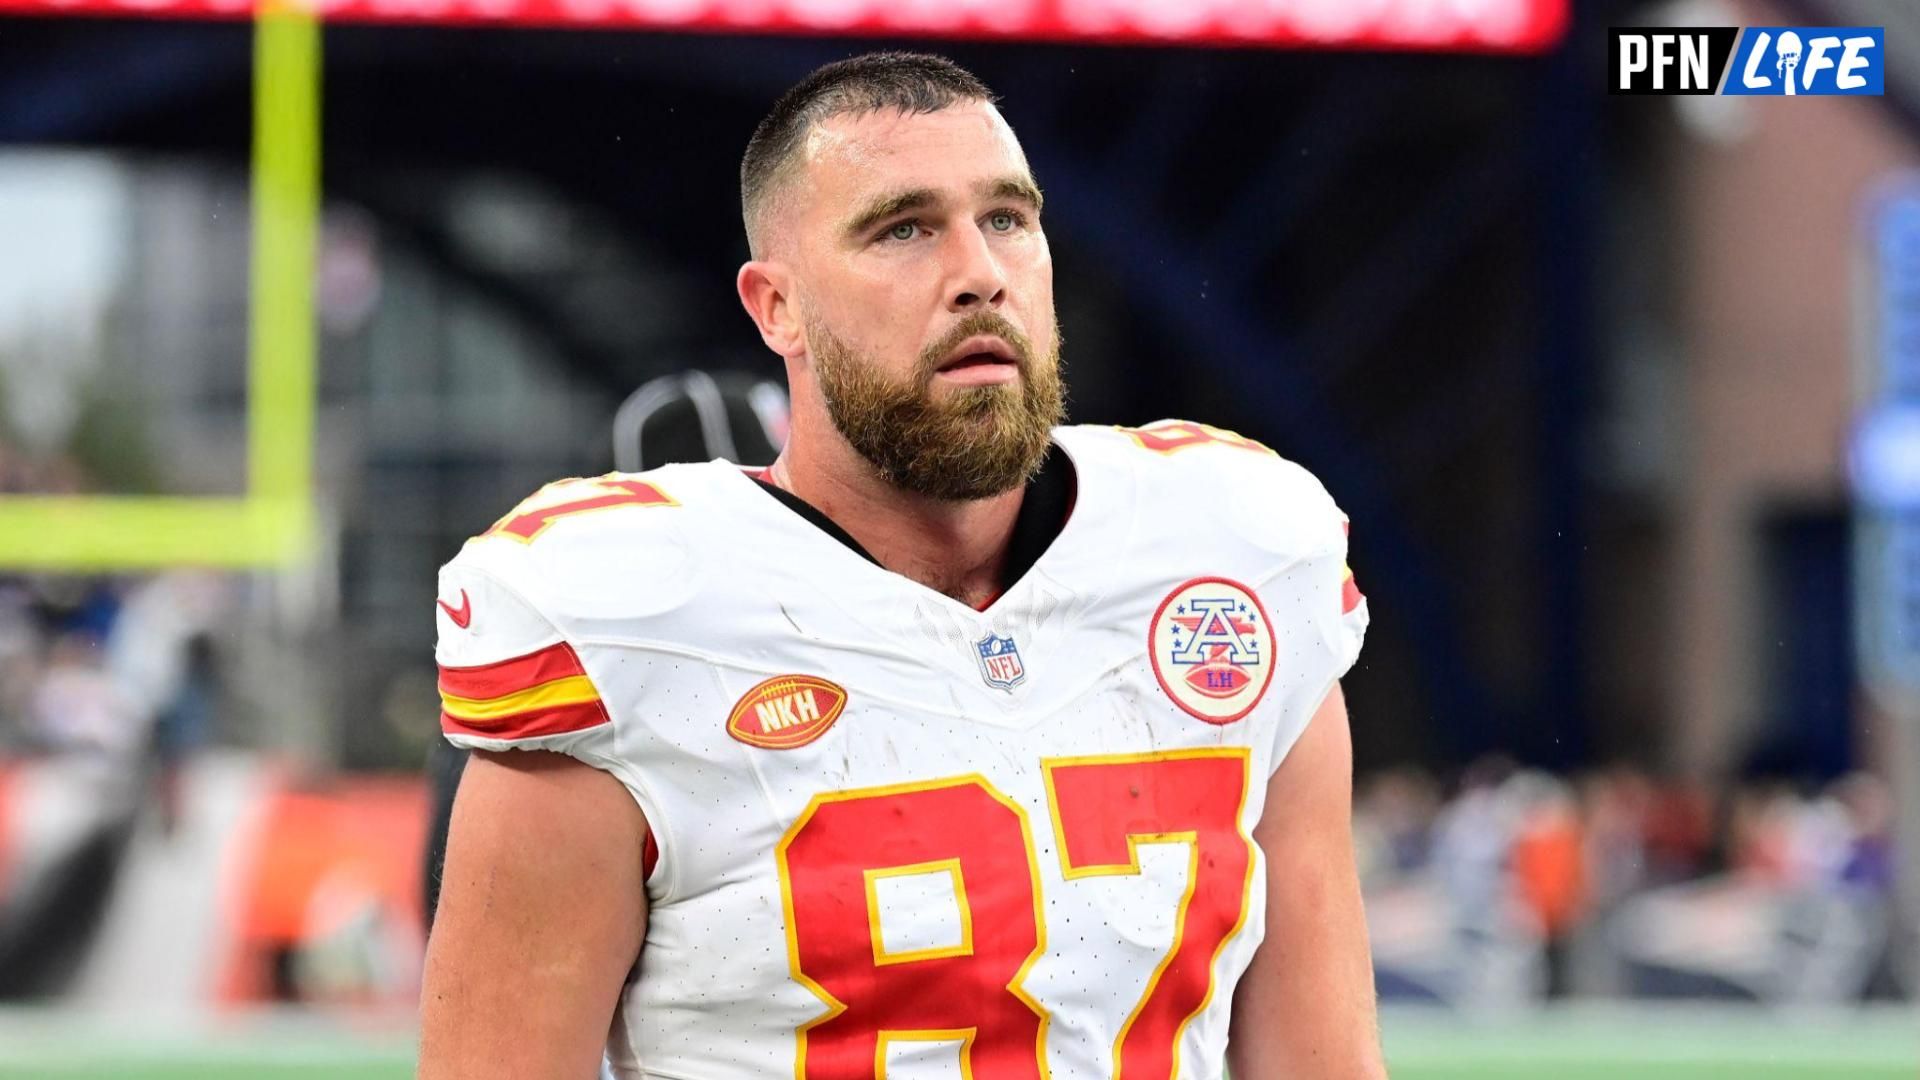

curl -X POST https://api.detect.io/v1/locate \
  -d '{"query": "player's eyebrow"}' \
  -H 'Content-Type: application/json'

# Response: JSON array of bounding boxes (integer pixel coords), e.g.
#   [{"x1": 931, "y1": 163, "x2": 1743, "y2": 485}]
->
[
  {"x1": 984, "y1": 175, "x2": 1044, "y2": 214},
  {"x1": 842, "y1": 177, "x2": 1044, "y2": 241},
  {"x1": 843, "y1": 188, "x2": 940, "y2": 240}
]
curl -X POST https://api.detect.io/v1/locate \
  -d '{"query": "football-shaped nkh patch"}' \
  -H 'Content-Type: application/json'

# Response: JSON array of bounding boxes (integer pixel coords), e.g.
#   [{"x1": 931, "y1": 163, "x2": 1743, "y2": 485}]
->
[
  {"x1": 727, "y1": 674, "x2": 847, "y2": 750},
  {"x1": 1149, "y1": 577, "x2": 1275, "y2": 725}
]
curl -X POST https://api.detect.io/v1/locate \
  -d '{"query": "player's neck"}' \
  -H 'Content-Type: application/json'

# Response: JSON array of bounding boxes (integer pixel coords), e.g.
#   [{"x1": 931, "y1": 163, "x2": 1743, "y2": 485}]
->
[{"x1": 768, "y1": 439, "x2": 1022, "y2": 610}]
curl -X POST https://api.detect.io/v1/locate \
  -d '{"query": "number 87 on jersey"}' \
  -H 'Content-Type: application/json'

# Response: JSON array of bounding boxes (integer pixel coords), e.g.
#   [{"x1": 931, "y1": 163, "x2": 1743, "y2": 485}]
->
[{"x1": 776, "y1": 749, "x2": 1254, "y2": 1080}]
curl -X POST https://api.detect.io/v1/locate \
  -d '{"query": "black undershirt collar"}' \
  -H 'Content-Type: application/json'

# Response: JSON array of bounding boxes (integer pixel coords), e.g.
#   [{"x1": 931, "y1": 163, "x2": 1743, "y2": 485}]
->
[{"x1": 749, "y1": 444, "x2": 1076, "y2": 591}]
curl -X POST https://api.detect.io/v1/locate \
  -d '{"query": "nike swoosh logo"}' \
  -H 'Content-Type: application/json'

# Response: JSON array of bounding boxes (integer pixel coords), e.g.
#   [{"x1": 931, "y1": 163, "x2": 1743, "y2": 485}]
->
[{"x1": 437, "y1": 589, "x2": 473, "y2": 629}]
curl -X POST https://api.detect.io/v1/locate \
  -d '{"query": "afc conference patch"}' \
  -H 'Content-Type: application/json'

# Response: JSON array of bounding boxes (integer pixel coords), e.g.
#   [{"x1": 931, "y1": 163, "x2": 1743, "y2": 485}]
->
[
  {"x1": 975, "y1": 631, "x2": 1026, "y2": 691},
  {"x1": 1149, "y1": 576, "x2": 1276, "y2": 725}
]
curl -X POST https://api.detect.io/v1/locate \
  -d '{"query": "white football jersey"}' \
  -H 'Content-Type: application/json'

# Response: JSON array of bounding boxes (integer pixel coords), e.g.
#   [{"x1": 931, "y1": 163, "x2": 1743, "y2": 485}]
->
[{"x1": 435, "y1": 420, "x2": 1368, "y2": 1080}]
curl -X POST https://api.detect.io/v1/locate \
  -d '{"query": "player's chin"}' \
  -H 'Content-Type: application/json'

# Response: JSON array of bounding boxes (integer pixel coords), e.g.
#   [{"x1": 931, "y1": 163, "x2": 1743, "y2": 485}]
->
[{"x1": 932, "y1": 389, "x2": 1026, "y2": 429}]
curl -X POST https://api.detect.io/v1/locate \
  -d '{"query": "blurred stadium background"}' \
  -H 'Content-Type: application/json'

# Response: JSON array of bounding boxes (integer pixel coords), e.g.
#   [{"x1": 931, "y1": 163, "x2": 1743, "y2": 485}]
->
[{"x1": 0, "y1": 0, "x2": 1917, "y2": 1075}]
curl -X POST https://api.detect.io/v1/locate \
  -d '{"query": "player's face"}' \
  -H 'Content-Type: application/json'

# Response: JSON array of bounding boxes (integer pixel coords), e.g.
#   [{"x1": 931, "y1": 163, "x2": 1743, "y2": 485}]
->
[{"x1": 789, "y1": 101, "x2": 1063, "y2": 500}]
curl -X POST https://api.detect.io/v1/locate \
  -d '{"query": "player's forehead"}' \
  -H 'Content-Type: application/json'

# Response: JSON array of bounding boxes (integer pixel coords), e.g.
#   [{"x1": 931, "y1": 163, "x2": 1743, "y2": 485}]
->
[{"x1": 796, "y1": 101, "x2": 1034, "y2": 223}]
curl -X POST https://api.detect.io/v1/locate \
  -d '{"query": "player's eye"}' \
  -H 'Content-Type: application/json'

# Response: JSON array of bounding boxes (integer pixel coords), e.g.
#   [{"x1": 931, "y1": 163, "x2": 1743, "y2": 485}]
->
[
  {"x1": 884, "y1": 221, "x2": 919, "y2": 242},
  {"x1": 987, "y1": 210, "x2": 1023, "y2": 232}
]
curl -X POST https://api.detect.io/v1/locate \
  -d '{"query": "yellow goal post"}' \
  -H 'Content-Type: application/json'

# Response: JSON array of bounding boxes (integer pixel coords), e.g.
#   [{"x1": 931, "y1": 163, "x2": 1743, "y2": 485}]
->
[{"x1": 0, "y1": 0, "x2": 319, "y2": 569}]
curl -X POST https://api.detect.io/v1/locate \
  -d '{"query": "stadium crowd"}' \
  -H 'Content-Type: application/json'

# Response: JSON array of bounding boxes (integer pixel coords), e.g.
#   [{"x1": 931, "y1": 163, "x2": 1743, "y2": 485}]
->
[
  {"x1": 0, "y1": 446, "x2": 225, "y2": 773},
  {"x1": 1357, "y1": 758, "x2": 1901, "y2": 1005}
]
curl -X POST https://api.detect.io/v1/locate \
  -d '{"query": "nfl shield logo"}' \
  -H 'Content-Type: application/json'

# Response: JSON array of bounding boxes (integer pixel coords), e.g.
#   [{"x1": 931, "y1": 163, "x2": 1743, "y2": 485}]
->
[{"x1": 975, "y1": 632, "x2": 1026, "y2": 691}]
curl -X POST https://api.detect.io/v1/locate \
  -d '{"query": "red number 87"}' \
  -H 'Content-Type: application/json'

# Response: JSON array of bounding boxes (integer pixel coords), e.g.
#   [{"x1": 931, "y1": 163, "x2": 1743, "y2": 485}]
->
[{"x1": 775, "y1": 748, "x2": 1254, "y2": 1080}]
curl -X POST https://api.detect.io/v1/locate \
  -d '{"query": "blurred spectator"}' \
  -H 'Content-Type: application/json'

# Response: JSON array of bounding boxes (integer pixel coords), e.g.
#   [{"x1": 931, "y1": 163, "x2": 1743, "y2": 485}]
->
[
  {"x1": 1581, "y1": 766, "x2": 1654, "y2": 909},
  {"x1": 1353, "y1": 767, "x2": 1439, "y2": 889},
  {"x1": 1833, "y1": 774, "x2": 1896, "y2": 896},
  {"x1": 1642, "y1": 774, "x2": 1714, "y2": 883},
  {"x1": 1509, "y1": 774, "x2": 1587, "y2": 996},
  {"x1": 29, "y1": 633, "x2": 142, "y2": 757}
]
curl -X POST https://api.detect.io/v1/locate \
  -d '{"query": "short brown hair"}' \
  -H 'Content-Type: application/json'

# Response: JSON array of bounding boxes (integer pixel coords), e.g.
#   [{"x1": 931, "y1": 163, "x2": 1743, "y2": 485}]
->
[{"x1": 740, "y1": 52, "x2": 996, "y2": 256}]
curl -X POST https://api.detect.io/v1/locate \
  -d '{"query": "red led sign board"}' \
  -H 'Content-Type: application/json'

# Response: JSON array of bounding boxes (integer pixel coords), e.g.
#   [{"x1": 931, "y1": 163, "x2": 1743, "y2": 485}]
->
[{"x1": 0, "y1": 0, "x2": 1568, "y2": 53}]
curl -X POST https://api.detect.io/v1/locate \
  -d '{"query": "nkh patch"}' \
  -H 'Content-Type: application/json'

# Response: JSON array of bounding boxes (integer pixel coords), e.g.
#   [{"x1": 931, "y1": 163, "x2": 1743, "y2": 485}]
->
[
  {"x1": 975, "y1": 631, "x2": 1026, "y2": 691},
  {"x1": 1149, "y1": 577, "x2": 1275, "y2": 725},
  {"x1": 726, "y1": 674, "x2": 847, "y2": 750}
]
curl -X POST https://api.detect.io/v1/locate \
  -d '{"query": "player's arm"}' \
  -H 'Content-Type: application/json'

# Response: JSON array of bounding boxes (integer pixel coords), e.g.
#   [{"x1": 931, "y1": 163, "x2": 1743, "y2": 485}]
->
[
  {"x1": 419, "y1": 749, "x2": 650, "y2": 1080},
  {"x1": 1226, "y1": 682, "x2": 1388, "y2": 1079}
]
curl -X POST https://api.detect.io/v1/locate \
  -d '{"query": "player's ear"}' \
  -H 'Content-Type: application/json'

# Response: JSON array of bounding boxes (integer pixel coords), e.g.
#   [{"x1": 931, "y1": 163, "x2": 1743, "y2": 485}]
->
[{"x1": 737, "y1": 260, "x2": 805, "y2": 360}]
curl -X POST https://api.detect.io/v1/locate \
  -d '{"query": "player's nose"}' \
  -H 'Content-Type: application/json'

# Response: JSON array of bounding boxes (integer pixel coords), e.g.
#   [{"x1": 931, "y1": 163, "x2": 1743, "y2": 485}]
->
[{"x1": 944, "y1": 222, "x2": 1008, "y2": 312}]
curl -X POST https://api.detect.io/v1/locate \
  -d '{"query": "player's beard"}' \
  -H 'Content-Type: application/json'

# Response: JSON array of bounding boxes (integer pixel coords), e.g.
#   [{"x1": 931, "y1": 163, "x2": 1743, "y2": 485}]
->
[{"x1": 809, "y1": 310, "x2": 1065, "y2": 502}]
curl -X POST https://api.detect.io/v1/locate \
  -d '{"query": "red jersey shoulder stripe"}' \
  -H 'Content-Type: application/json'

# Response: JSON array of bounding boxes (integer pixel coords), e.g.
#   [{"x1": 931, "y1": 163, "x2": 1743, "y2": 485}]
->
[
  {"x1": 439, "y1": 641, "x2": 610, "y2": 740},
  {"x1": 438, "y1": 640, "x2": 587, "y2": 700}
]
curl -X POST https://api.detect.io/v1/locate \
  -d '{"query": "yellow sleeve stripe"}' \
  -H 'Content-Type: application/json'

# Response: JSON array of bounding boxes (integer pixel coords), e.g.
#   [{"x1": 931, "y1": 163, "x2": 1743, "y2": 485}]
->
[{"x1": 440, "y1": 675, "x2": 601, "y2": 722}]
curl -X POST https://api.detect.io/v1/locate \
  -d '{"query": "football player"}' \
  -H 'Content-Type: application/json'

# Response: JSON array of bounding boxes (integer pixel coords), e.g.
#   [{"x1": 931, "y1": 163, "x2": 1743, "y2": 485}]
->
[{"x1": 420, "y1": 52, "x2": 1385, "y2": 1080}]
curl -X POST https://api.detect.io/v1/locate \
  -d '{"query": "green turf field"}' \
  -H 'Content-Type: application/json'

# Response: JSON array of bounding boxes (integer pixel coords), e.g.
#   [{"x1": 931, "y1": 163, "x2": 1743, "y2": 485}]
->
[{"x1": 0, "y1": 1004, "x2": 1911, "y2": 1078}]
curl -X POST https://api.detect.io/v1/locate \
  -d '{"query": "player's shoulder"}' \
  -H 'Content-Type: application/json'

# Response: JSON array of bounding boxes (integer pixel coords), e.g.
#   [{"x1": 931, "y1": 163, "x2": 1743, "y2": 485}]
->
[
  {"x1": 447, "y1": 463, "x2": 697, "y2": 571},
  {"x1": 1057, "y1": 419, "x2": 1346, "y2": 560},
  {"x1": 438, "y1": 460, "x2": 741, "y2": 641}
]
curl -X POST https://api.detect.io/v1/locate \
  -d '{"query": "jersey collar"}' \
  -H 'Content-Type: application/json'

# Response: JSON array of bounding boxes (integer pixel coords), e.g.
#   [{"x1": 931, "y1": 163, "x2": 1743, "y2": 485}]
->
[{"x1": 747, "y1": 443, "x2": 1077, "y2": 593}]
